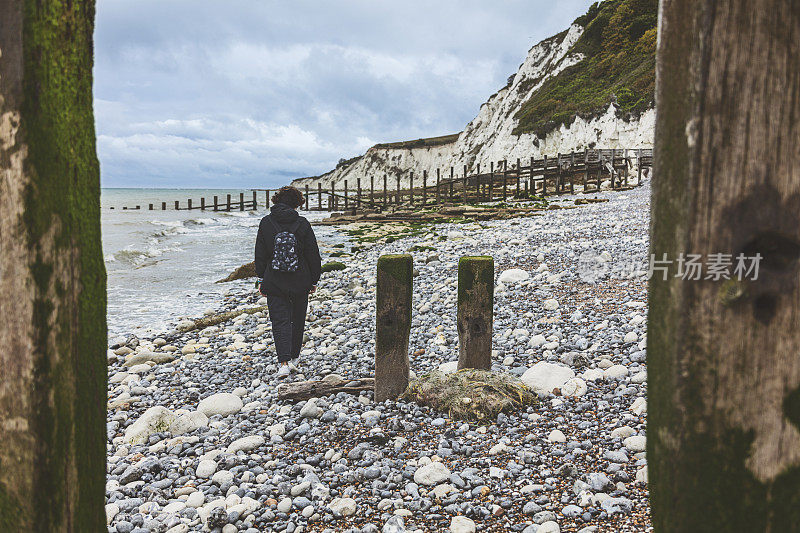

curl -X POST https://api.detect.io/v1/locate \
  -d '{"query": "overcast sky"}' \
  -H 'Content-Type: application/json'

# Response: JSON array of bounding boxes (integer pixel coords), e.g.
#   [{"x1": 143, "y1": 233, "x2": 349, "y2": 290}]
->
[{"x1": 94, "y1": 0, "x2": 595, "y2": 188}]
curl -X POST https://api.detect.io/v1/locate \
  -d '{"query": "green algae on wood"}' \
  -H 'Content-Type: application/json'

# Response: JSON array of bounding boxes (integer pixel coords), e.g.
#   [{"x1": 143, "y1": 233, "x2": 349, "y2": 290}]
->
[
  {"x1": 0, "y1": 0, "x2": 107, "y2": 530},
  {"x1": 374, "y1": 254, "x2": 413, "y2": 402}
]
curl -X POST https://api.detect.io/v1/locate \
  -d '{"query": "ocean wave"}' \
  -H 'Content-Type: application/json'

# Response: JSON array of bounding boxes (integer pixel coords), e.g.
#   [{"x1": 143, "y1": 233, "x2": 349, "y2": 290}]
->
[{"x1": 108, "y1": 245, "x2": 183, "y2": 266}]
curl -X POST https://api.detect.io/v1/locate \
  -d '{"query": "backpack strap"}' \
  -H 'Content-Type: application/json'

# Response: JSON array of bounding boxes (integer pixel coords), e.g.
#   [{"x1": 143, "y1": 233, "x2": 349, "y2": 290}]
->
[{"x1": 268, "y1": 215, "x2": 303, "y2": 237}]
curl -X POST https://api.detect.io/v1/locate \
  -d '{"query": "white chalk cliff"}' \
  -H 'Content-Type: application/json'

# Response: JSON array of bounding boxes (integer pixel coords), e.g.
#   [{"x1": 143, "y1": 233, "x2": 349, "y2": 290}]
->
[{"x1": 294, "y1": 23, "x2": 655, "y2": 191}]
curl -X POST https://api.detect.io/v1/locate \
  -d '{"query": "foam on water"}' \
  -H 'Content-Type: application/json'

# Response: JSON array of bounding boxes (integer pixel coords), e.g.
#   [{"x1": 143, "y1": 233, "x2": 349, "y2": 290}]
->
[{"x1": 102, "y1": 189, "x2": 341, "y2": 338}]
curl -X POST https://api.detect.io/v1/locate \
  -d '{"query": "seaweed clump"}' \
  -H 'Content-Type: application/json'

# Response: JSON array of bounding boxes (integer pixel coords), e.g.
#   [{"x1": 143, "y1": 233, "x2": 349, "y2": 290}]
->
[{"x1": 401, "y1": 369, "x2": 536, "y2": 421}]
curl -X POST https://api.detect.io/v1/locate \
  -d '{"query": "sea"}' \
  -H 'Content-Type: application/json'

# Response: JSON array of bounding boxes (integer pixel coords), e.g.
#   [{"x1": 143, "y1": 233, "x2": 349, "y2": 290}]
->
[{"x1": 101, "y1": 189, "x2": 342, "y2": 339}]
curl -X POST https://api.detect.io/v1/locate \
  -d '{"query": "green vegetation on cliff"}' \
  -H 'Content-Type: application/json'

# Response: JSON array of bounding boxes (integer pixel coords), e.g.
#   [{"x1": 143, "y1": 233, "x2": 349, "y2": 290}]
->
[{"x1": 513, "y1": 0, "x2": 657, "y2": 138}]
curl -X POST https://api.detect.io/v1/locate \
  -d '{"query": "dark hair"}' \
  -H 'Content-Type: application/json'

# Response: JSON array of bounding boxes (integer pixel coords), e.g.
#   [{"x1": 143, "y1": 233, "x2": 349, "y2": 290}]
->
[{"x1": 272, "y1": 186, "x2": 304, "y2": 208}]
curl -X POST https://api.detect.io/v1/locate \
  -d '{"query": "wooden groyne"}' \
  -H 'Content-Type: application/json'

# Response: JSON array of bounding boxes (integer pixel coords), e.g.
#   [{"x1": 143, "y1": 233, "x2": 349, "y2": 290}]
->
[
  {"x1": 300, "y1": 148, "x2": 652, "y2": 212},
  {"x1": 110, "y1": 148, "x2": 651, "y2": 212}
]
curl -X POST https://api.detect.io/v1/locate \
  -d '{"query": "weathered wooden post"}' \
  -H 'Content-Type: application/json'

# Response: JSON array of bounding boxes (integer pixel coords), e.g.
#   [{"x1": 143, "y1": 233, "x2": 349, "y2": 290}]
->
[
  {"x1": 330, "y1": 183, "x2": 335, "y2": 210},
  {"x1": 344, "y1": 180, "x2": 348, "y2": 209},
  {"x1": 422, "y1": 170, "x2": 427, "y2": 206},
  {"x1": 476, "y1": 163, "x2": 481, "y2": 201},
  {"x1": 409, "y1": 171, "x2": 414, "y2": 206},
  {"x1": 265, "y1": 189, "x2": 270, "y2": 206},
  {"x1": 239, "y1": 192, "x2": 244, "y2": 211},
  {"x1": 0, "y1": 1, "x2": 106, "y2": 528},
  {"x1": 175, "y1": 200, "x2": 180, "y2": 210},
  {"x1": 489, "y1": 161, "x2": 495, "y2": 201},
  {"x1": 383, "y1": 175, "x2": 388, "y2": 207},
  {"x1": 449, "y1": 166, "x2": 454, "y2": 201},
  {"x1": 252, "y1": 190, "x2": 257, "y2": 210},
  {"x1": 530, "y1": 156, "x2": 535, "y2": 194},
  {"x1": 304, "y1": 186, "x2": 309, "y2": 210},
  {"x1": 396, "y1": 174, "x2": 401, "y2": 205},
  {"x1": 317, "y1": 183, "x2": 322, "y2": 210},
  {"x1": 457, "y1": 256, "x2": 494, "y2": 370},
  {"x1": 610, "y1": 148, "x2": 617, "y2": 189},
  {"x1": 516, "y1": 158, "x2": 521, "y2": 197},
  {"x1": 502, "y1": 160, "x2": 508, "y2": 201},
  {"x1": 637, "y1": 148, "x2": 643, "y2": 185},
  {"x1": 435, "y1": 168, "x2": 441, "y2": 205},
  {"x1": 200, "y1": 198, "x2": 205, "y2": 210},
  {"x1": 542, "y1": 155, "x2": 548, "y2": 195},
  {"x1": 462, "y1": 165, "x2": 468, "y2": 203},
  {"x1": 187, "y1": 198, "x2": 192, "y2": 210},
  {"x1": 375, "y1": 254, "x2": 413, "y2": 402},
  {"x1": 212, "y1": 196, "x2": 218, "y2": 211},
  {"x1": 149, "y1": 203, "x2": 154, "y2": 210},
  {"x1": 370, "y1": 175, "x2": 375, "y2": 206},
  {"x1": 163, "y1": 201, "x2": 167, "y2": 210},
  {"x1": 226, "y1": 194, "x2": 231, "y2": 211},
  {"x1": 356, "y1": 178, "x2": 361, "y2": 209},
  {"x1": 570, "y1": 152, "x2": 575, "y2": 193},
  {"x1": 651, "y1": 1, "x2": 800, "y2": 531}
]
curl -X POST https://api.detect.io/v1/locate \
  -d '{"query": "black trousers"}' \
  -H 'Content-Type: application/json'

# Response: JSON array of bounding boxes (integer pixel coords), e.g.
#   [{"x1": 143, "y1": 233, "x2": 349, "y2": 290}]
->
[{"x1": 265, "y1": 291, "x2": 308, "y2": 363}]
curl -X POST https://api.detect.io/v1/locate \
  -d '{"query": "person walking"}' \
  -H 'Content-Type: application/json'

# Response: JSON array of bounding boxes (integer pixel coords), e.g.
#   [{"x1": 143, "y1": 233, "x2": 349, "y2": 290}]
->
[{"x1": 255, "y1": 186, "x2": 321, "y2": 378}]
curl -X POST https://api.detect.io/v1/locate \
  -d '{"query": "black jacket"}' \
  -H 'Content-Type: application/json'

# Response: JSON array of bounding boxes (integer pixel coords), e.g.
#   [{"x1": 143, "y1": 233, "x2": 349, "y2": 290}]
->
[{"x1": 255, "y1": 203, "x2": 321, "y2": 295}]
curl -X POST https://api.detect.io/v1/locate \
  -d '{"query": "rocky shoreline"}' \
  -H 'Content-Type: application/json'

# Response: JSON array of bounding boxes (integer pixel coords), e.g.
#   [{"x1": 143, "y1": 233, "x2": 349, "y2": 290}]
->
[{"x1": 105, "y1": 181, "x2": 652, "y2": 533}]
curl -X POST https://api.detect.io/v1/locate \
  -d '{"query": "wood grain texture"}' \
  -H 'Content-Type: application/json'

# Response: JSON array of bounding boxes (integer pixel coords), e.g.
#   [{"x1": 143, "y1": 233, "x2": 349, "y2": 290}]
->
[
  {"x1": 0, "y1": 1, "x2": 106, "y2": 529},
  {"x1": 650, "y1": 1, "x2": 800, "y2": 531},
  {"x1": 374, "y1": 254, "x2": 412, "y2": 402}
]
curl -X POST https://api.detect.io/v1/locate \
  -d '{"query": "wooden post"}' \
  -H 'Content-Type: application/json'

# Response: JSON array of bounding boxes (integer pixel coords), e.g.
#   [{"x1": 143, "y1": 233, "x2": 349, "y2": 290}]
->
[
  {"x1": 502, "y1": 160, "x2": 508, "y2": 201},
  {"x1": 651, "y1": 1, "x2": 800, "y2": 531},
  {"x1": 556, "y1": 153, "x2": 562, "y2": 193},
  {"x1": 318, "y1": 183, "x2": 322, "y2": 210},
  {"x1": 570, "y1": 152, "x2": 575, "y2": 193},
  {"x1": 583, "y1": 150, "x2": 589, "y2": 191},
  {"x1": 200, "y1": 198, "x2": 205, "y2": 210},
  {"x1": 344, "y1": 180, "x2": 348, "y2": 209},
  {"x1": 530, "y1": 157, "x2": 535, "y2": 195},
  {"x1": 374, "y1": 254, "x2": 412, "y2": 402},
  {"x1": 610, "y1": 148, "x2": 617, "y2": 189},
  {"x1": 370, "y1": 176, "x2": 375, "y2": 207},
  {"x1": 330, "y1": 184, "x2": 335, "y2": 210},
  {"x1": 489, "y1": 162, "x2": 494, "y2": 202},
  {"x1": 409, "y1": 172, "x2": 414, "y2": 206},
  {"x1": 213, "y1": 196, "x2": 218, "y2": 212},
  {"x1": 304, "y1": 186, "x2": 309, "y2": 210},
  {"x1": 187, "y1": 198, "x2": 192, "y2": 210},
  {"x1": 457, "y1": 256, "x2": 494, "y2": 370},
  {"x1": 542, "y1": 155, "x2": 548, "y2": 196},
  {"x1": 0, "y1": 1, "x2": 107, "y2": 528},
  {"x1": 149, "y1": 203, "x2": 154, "y2": 210},
  {"x1": 163, "y1": 201, "x2": 167, "y2": 210},
  {"x1": 476, "y1": 163, "x2": 481, "y2": 202},
  {"x1": 516, "y1": 158, "x2": 521, "y2": 197},
  {"x1": 396, "y1": 174, "x2": 401, "y2": 205},
  {"x1": 175, "y1": 200, "x2": 180, "y2": 210},
  {"x1": 422, "y1": 170, "x2": 427, "y2": 206},
  {"x1": 356, "y1": 178, "x2": 361, "y2": 209},
  {"x1": 462, "y1": 165, "x2": 468, "y2": 203},
  {"x1": 226, "y1": 194, "x2": 231, "y2": 211},
  {"x1": 383, "y1": 175, "x2": 388, "y2": 207},
  {"x1": 449, "y1": 167, "x2": 454, "y2": 201},
  {"x1": 252, "y1": 190, "x2": 258, "y2": 210},
  {"x1": 239, "y1": 192, "x2": 244, "y2": 211},
  {"x1": 265, "y1": 189, "x2": 270, "y2": 207},
  {"x1": 637, "y1": 148, "x2": 643, "y2": 185},
  {"x1": 436, "y1": 168, "x2": 441, "y2": 205}
]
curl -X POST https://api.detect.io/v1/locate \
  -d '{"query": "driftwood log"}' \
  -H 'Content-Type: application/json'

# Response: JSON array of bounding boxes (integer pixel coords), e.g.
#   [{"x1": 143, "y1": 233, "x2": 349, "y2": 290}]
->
[
  {"x1": 177, "y1": 306, "x2": 268, "y2": 332},
  {"x1": 276, "y1": 377, "x2": 374, "y2": 402}
]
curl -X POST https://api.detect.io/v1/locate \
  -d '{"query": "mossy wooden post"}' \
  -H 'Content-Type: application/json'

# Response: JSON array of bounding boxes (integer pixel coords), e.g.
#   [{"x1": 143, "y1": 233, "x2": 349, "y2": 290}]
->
[
  {"x1": 0, "y1": 0, "x2": 106, "y2": 530},
  {"x1": 375, "y1": 255, "x2": 413, "y2": 402},
  {"x1": 457, "y1": 256, "x2": 494, "y2": 370},
  {"x1": 651, "y1": 1, "x2": 800, "y2": 531}
]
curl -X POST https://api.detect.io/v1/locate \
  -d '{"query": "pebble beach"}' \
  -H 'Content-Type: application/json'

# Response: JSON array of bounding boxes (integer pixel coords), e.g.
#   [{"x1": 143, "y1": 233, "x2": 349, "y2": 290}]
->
[{"x1": 105, "y1": 182, "x2": 652, "y2": 533}]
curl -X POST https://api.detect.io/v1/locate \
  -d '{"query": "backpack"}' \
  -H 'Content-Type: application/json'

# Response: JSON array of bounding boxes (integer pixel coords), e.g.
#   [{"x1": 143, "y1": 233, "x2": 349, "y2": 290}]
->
[{"x1": 268, "y1": 217, "x2": 302, "y2": 272}]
